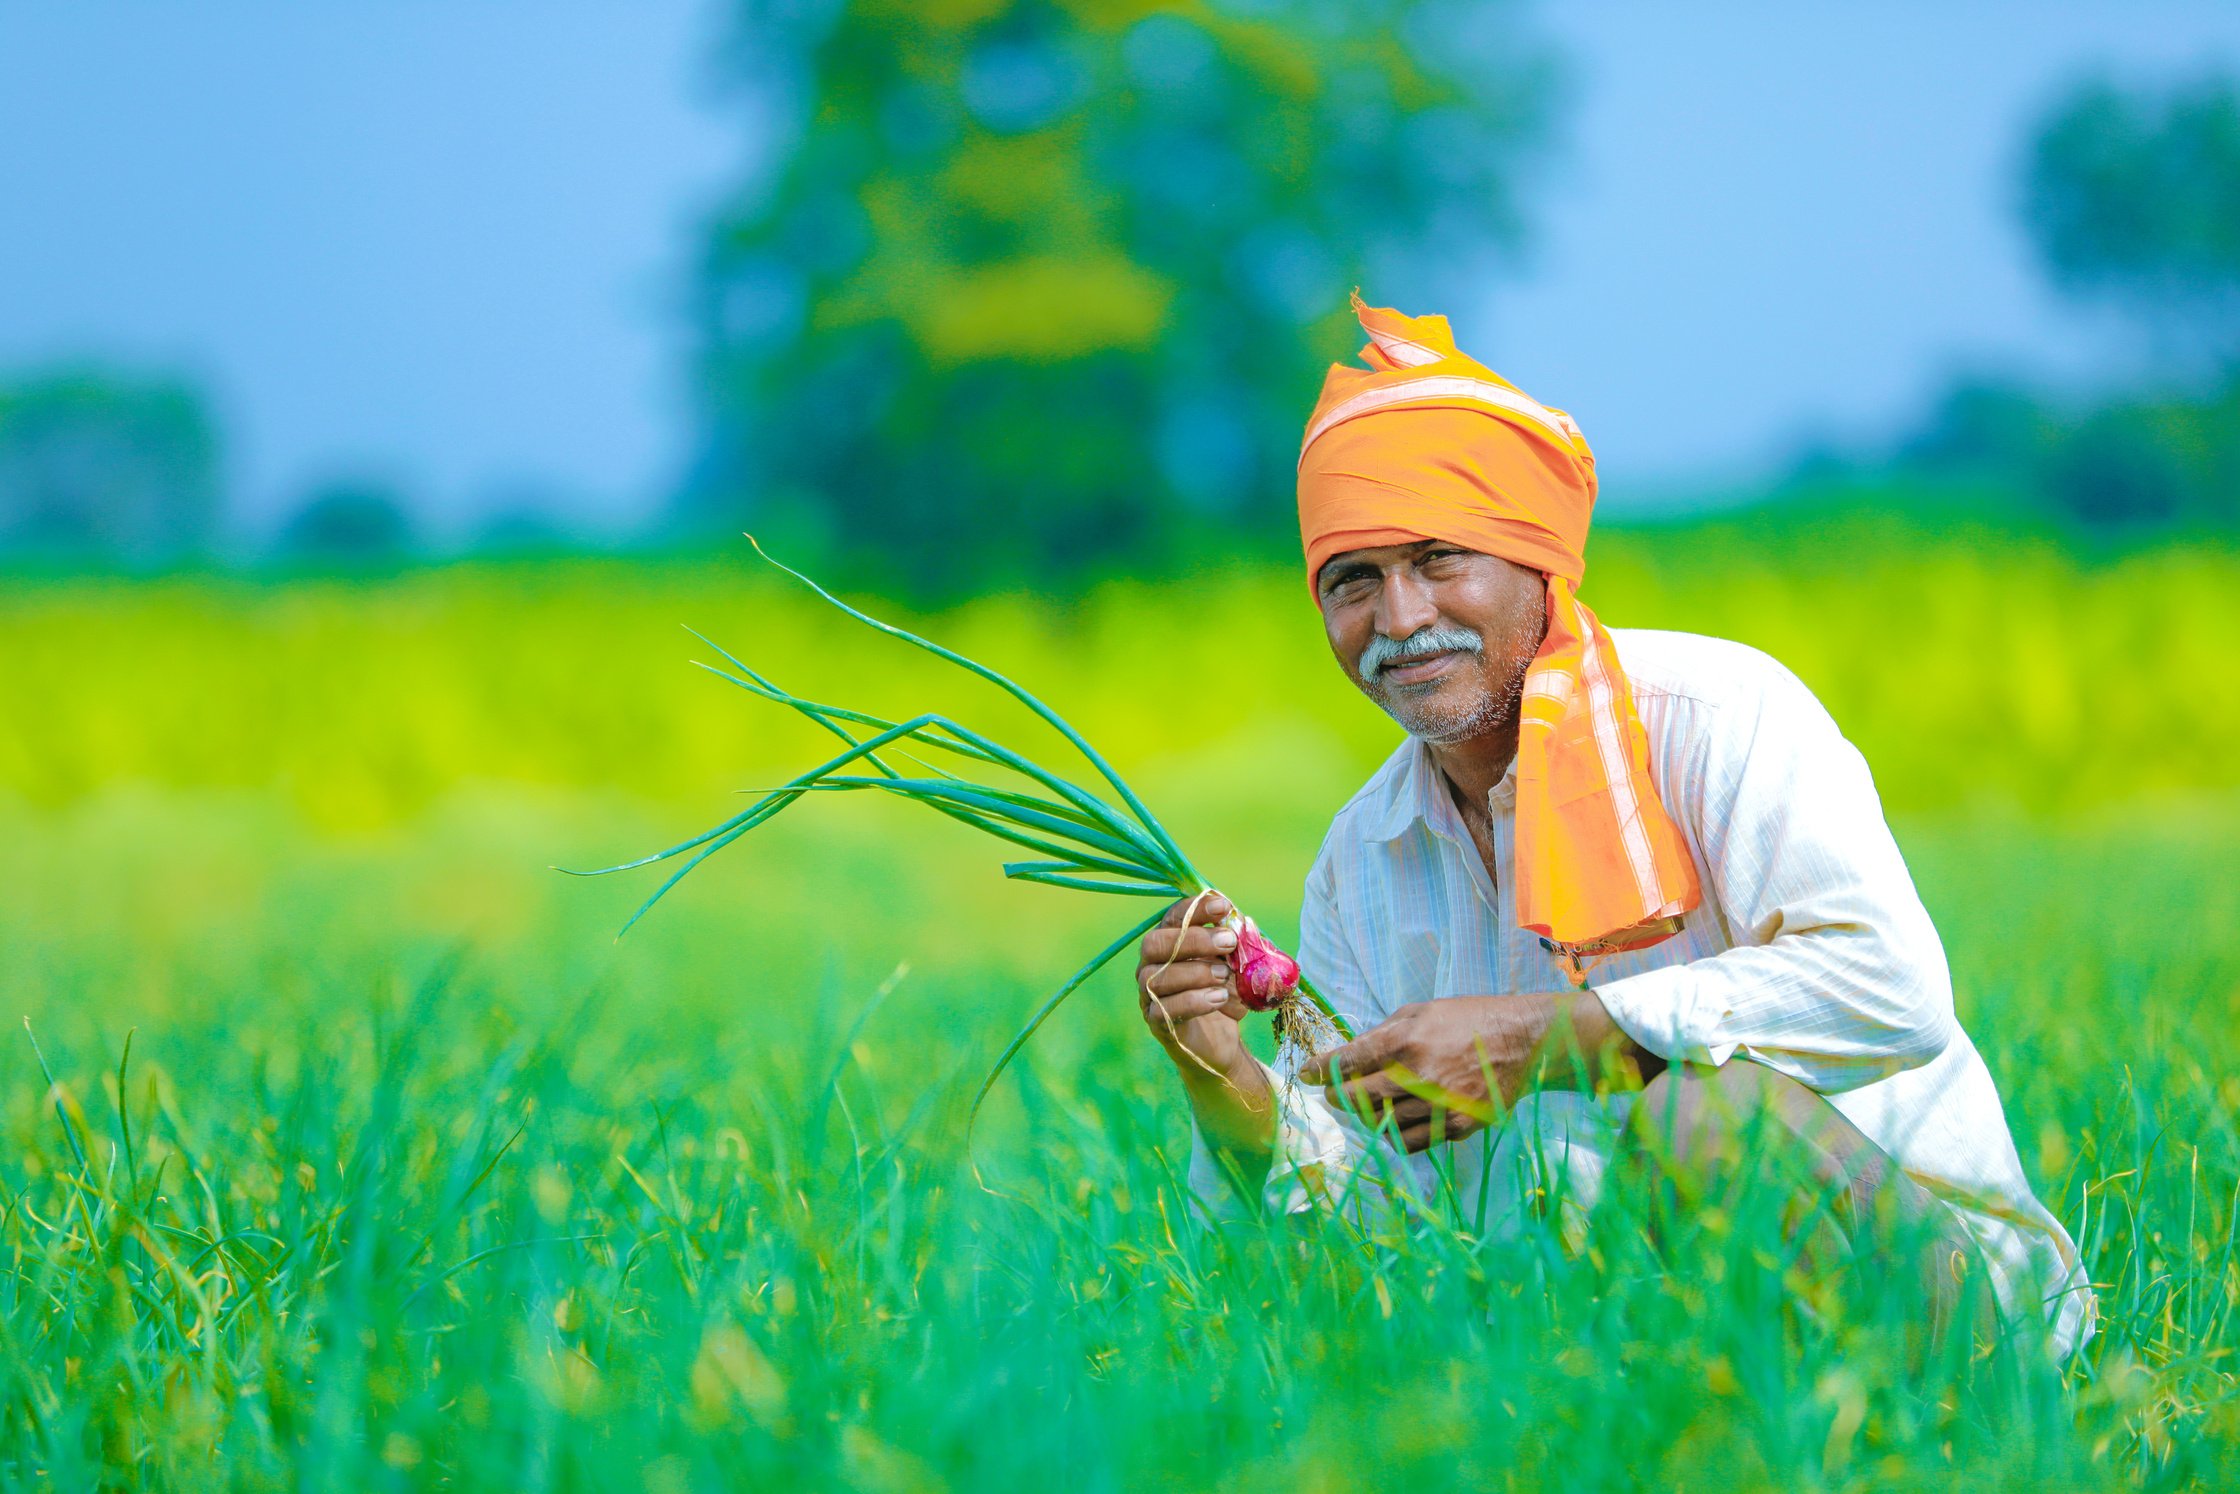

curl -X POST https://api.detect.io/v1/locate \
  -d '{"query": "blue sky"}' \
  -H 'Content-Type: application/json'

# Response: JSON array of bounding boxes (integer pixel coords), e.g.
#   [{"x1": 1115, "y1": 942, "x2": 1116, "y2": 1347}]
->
[
  {"x1": 4, "y1": 2, "x2": 2240, "y2": 536},
  {"x1": 1502, "y1": 1, "x2": 2240, "y2": 497}
]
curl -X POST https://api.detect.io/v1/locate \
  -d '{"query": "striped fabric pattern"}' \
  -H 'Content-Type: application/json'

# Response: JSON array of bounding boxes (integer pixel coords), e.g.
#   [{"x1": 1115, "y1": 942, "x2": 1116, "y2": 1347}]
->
[
  {"x1": 1186, "y1": 627, "x2": 2093, "y2": 1356},
  {"x1": 1512, "y1": 578, "x2": 1701, "y2": 963}
]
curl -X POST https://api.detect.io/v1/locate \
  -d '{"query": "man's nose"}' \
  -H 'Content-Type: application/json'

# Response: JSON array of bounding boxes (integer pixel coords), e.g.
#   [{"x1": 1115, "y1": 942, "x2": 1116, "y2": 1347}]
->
[{"x1": 1373, "y1": 569, "x2": 1440, "y2": 640}]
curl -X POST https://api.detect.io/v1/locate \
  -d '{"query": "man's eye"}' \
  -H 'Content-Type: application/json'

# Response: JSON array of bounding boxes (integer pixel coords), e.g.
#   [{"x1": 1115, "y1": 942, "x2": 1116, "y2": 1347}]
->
[{"x1": 1326, "y1": 572, "x2": 1374, "y2": 598}]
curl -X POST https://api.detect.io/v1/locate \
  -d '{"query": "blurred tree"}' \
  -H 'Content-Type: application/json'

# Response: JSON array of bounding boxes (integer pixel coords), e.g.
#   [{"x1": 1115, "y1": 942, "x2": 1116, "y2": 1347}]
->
[
  {"x1": 1903, "y1": 371, "x2": 2240, "y2": 531},
  {"x1": 2023, "y1": 74, "x2": 2240, "y2": 360},
  {"x1": 1904, "y1": 379, "x2": 2058, "y2": 477},
  {"x1": 278, "y1": 478, "x2": 416, "y2": 565},
  {"x1": 688, "y1": 0, "x2": 1559, "y2": 589},
  {"x1": 0, "y1": 369, "x2": 221, "y2": 564},
  {"x1": 473, "y1": 508, "x2": 575, "y2": 557},
  {"x1": 1900, "y1": 76, "x2": 2240, "y2": 531}
]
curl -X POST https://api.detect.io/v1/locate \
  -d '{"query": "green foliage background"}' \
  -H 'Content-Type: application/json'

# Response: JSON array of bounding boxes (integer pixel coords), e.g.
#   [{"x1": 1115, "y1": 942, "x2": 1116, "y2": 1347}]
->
[
  {"x1": 0, "y1": 370, "x2": 220, "y2": 564},
  {"x1": 9, "y1": 503, "x2": 2232, "y2": 829},
  {"x1": 689, "y1": 0, "x2": 1554, "y2": 586},
  {"x1": 2025, "y1": 73, "x2": 2240, "y2": 341},
  {"x1": 1905, "y1": 71, "x2": 2240, "y2": 532}
]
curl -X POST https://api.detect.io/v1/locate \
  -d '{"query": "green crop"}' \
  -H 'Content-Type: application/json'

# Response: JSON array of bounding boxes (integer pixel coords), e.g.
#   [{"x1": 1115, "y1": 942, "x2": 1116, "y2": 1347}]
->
[{"x1": 1, "y1": 519, "x2": 2236, "y2": 1489}]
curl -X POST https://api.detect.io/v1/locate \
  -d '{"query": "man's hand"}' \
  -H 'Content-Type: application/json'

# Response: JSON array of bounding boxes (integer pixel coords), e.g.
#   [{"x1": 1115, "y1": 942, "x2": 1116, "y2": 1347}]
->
[
  {"x1": 1135, "y1": 891, "x2": 1252, "y2": 1076},
  {"x1": 1135, "y1": 892, "x2": 1274, "y2": 1159},
  {"x1": 1298, "y1": 991, "x2": 1651, "y2": 1153}
]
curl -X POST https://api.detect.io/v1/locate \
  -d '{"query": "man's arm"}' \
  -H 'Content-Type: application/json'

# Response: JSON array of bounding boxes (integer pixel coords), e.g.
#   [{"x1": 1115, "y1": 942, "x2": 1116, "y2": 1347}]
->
[
  {"x1": 1133, "y1": 893, "x2": 1277, "y2": 1180},
  {"x1": 1138, "y1": 877, "x2": 1376, "y2": 1214},
  {"x1": 1590, "y1": 666, "x2": 1957, "y2": 1092}
]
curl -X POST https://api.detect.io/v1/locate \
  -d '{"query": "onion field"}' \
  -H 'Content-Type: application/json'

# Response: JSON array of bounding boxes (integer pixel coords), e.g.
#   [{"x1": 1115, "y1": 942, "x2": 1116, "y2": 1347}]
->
[{"x1": 4, "y1": 512, "x2": 2237, "y2": 1489}]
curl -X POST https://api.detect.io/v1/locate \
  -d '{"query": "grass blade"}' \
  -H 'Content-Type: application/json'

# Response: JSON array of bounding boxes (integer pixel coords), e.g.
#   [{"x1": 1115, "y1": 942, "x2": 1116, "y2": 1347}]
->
[
  {"x1": 1001, "y1": 868, "x2": 1180, "y2": 898},
  {"x1": 692, "y1": 658, "x2": 1175, "y2": 871},
  {"x1": 817, "y1": 777, "x2": 1154, "y2": 867},
  {"x1": 967, "y1": 909, "x2": 1166, "y2": 1127},
  {"x1": 24, "y1": 1019, "x2": 89, "y2": 1173},
  {"x1": 690, "y1": 655, "x2": 1005, "y2": 771},
  {"x1": 746, "y1": 537, "x2": 1201, "y2": 884},
  {"x1": 567, "y1": 712, "x2": 978, "y2": 879}
]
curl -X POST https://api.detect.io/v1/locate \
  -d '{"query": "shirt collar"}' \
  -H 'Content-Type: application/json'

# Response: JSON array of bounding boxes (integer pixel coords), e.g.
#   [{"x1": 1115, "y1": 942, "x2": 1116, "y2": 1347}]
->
[{"x1": 1361, "y1": 738, "x2": 1518, "y2": 843}]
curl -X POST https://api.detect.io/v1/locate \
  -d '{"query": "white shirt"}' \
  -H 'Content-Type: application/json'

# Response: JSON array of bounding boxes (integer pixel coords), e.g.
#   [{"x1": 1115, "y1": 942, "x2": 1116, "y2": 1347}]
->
[{"x1": 1189, "y1": 627, "x2": 2092, "y2": 1355}]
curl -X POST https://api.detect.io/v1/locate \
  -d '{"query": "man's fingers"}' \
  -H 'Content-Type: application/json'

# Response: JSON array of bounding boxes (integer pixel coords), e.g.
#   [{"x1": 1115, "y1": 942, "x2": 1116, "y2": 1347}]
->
[
  {"x1": 1141, "y1": 889, "x2": 1238, "y2": 969},
  {"x1": 1138, "y1": 925, "x2": 1237, "y2": 967},
  {"x1": 1135, "y1": 893, "x2": 1243, "y2": 1047},
  {"x1": 1326, "y1": 1078, "x2": 1455, "y2": 1133},
  {"x1": 1299, "y1": 1025, "x2": 1401, "y2": 1088},
  {"x1": 1324, "y1": 1070, "x2": 1409, "y2": 1122},
  {"x1": 1141, "y1": 986, "x2": 1233, "y2": 1028},
  {"x1": 1400, "y1": 1112, "x2": 1484, "y2": 1153},
  {"x1": 1387, "y1": 1097, "x2": 1434, "y2": 1128},
  {"x1": 1139, "y1": 961, "x2": 1232, "y2": 999},
  {"x1": 1157, "y1": 891, "x2": 1234, "y2": 930}
]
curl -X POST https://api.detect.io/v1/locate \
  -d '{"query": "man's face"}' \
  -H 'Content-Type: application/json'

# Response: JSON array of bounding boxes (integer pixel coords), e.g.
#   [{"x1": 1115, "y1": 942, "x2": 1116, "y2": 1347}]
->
[{"x1": 1317, "y1": 540, "x2": 1547, "y2": 745}]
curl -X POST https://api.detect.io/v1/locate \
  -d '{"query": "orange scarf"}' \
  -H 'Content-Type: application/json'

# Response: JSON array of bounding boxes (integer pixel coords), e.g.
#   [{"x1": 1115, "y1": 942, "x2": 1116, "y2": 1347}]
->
[{"x1": 1299, "y1": 294, "x2": 1699, "y2": 967}]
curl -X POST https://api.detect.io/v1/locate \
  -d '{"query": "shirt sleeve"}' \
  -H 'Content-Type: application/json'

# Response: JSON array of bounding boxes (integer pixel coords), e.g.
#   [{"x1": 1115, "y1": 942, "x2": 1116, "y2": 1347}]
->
[
  {"x1": 1185, "y1": 848, "x2": 1375, "y2": 1220},
  {"x1": 1593, "y1": 664, "x2": 1958, "y2": 1093}
]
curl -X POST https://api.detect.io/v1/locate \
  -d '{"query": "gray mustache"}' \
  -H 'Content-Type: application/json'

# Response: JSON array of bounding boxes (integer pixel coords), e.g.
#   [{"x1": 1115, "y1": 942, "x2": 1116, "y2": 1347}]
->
[{"x1": 1360, "y1": 625, "x2": 1484, "y2": 678}]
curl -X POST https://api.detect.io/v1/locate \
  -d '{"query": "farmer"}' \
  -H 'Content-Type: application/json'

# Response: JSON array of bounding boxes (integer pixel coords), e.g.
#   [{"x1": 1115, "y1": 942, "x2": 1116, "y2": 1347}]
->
[{"x1": 1134, "y1": 295, "x2": 2091, "y2": 1354}]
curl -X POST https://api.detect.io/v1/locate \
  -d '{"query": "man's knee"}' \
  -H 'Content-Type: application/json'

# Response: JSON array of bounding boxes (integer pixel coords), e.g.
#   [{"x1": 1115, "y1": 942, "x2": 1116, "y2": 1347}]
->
[
  {"x1": 1628, "y1": 1060, "x2": 1904, "y2": 1224},
  {"x1": 1627, "y1": 1060, "x2": 1787, "y2": 1169}
]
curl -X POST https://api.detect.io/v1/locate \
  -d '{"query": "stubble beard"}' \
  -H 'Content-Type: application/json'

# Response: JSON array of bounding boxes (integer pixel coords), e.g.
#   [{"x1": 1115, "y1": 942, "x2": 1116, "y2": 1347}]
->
[{"x1": 1369, "y1": 590, "x2": 1546, "y2": 747}]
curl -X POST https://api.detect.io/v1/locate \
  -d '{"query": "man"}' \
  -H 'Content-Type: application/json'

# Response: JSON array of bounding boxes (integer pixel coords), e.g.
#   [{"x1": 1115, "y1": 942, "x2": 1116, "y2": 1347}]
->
[{"x1": 1133, "y1": 294, "x2": 2090, "y2": 1355}]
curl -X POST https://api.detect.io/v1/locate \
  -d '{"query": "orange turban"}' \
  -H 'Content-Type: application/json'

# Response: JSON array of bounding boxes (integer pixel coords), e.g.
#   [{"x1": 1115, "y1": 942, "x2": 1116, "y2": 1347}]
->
[{"x1": 1299, "y1": 294, "x2": 1700, "y2": 968}]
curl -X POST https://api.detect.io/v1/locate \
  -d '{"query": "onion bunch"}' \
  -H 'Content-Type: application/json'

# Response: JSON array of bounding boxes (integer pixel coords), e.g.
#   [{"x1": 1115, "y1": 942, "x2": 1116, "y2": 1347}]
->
[{"x1": 577, "y1": 543, "x2": 1353, "y2": 1113}]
